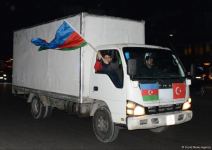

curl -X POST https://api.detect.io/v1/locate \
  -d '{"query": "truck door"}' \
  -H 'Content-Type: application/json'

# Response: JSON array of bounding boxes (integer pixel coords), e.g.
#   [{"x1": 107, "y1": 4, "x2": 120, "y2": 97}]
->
[{"x1": 89, "y1": 49, "x2": 126, "y2": 124}]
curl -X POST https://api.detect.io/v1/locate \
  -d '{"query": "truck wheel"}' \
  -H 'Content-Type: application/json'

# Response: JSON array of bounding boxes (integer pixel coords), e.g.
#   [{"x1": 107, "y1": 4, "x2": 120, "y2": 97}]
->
[
  {"x1": 31, "y1": 96, "x2": 53, "y2": 119},
  {"x1": 43, "y1": 106, "x2": 53, "y2": 118},
  {"x1": 31, "y1": 96, "x2": 45, "y2": 119},
  {"x1": 150, "y1": 126, "x2": 167, "y2": 133},
  {"x1": 92, "y1": 107, "x2": 119, "y2": 143}
]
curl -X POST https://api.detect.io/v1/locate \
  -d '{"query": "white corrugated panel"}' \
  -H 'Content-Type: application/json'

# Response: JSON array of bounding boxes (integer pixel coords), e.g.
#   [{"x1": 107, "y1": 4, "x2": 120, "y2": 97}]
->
[
  {"x1": 13, "y1": 14, "x2": 81, "y2": 97},
  {"x1": 83, "y1": 14, "x2": 145, "y2": 46}
]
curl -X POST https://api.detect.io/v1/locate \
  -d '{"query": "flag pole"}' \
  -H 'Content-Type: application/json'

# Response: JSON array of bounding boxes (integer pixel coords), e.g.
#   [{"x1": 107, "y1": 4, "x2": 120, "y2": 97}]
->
[{"x1": 65, "y1": 19, "x2": 100, "y2": 104}]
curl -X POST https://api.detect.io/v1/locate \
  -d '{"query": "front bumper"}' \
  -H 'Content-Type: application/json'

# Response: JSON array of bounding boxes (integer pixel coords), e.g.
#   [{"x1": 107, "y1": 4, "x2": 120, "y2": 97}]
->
[{"x1": 127, "y1": 110, "x2": 192, "y2": 130}]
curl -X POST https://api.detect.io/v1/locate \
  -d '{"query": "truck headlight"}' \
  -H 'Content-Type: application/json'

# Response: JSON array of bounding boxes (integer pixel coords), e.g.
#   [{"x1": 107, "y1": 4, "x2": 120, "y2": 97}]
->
[
  {"x1": 126, "y1": 101, "x2": 136, "y2": 109},
  {"x1": 134, "y1": 105, "x2": 145, "y2": 116},
  {"x1": 182, "y1": 98, "x2": 192, "y2": 110},
  {"x1": 3, "y1": 74, "x2": 7, "y2": 77},
  {"x1": 127, "y1": 101, "x2": 145, "y2": 116}
]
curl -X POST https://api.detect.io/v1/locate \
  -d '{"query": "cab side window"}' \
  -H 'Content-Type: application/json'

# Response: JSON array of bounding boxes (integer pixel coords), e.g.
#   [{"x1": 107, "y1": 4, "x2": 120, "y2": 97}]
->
[{"x1": 94, "y1": 50, "x2": 123, "y2": 88}]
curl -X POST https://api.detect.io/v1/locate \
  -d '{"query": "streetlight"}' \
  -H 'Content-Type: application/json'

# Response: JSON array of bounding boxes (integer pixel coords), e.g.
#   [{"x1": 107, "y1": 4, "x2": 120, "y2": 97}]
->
[{"x1": 169, "y1": 34, "x2": 174, "y2": 37}]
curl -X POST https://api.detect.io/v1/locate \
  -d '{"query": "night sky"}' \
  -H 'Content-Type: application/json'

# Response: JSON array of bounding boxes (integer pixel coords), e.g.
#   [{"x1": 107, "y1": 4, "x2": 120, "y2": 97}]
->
[{"x1": 0, "y1": 0, "x2": 212, "y2": 59}]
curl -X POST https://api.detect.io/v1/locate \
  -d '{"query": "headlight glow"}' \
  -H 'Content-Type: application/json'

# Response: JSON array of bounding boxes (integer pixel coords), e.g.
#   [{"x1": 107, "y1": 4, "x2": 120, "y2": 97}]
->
[
  {"x1": 182, "y1": 98, "x2": 192, "y2": 110},
  {"x1": 127, "y1": 109, "x2": 134, "y2": 115},
  {"x1": 127, "y1": 101, "x2": 145, "y2": 116},
  {"x1": 3, "y1": 74, "x2": 7, "y2": 77},
  {"x1": 134, "y1": 106, "x2": 145, "y2": 116},
  {"x1": 127, "y1": 101, "x2": 136, "y2": 109},
  {"x1": 188, "y1": 97, "x2": 192, "y2": 103},
  {"x1": 195, "y1": 76, "x2": 201, "y2": 79}
]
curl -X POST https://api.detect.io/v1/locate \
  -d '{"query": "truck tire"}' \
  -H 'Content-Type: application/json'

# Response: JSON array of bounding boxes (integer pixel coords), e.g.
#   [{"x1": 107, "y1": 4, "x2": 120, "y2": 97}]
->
[
  {"x1": 149, "y1": 126, "x2": 167, "y2": 133},
  {"x1": 31, "y1": 96, "x2": 45, "y2": 119},
  {"x1": 43, "y1": 106, "x2": 53, "y2": 118},
  {"x1": 92, "y1": 107, "x2": 119, "y2": 143},
  {"x1": 31, "y1": 96, "x2": 53, "y2": 119}
]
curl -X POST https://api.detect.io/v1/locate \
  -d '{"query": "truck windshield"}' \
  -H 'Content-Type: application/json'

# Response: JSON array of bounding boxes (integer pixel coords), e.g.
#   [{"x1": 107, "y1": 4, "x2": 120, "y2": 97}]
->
[{"x1": 123, "y1": 47, "x2": 185, "y2": 79}]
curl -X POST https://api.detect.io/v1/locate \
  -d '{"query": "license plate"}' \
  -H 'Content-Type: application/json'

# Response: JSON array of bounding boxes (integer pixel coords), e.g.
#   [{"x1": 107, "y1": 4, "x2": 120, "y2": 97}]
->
[{"x1": 166, "y1": 115, "x2": 175, "y2": 125}]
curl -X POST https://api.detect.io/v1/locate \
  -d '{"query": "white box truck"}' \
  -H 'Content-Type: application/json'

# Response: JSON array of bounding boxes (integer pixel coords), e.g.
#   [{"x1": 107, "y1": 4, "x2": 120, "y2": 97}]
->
[{"x1": 13, "y1": 13, "x2": 192, "y2": 143}]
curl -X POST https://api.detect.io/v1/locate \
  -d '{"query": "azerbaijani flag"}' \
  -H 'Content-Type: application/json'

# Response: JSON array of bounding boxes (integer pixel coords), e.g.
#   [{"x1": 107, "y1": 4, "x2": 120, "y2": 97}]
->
[
  {"x1": 139, "y1": 83, "x2": 159, "y2": 101},
  {"x1": 31, "y1": 21, "x2": 87, "y2": 51}
]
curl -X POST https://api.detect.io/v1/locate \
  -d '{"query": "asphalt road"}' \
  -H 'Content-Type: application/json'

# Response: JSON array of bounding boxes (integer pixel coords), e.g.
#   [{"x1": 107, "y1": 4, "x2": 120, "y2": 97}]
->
[{"x1": 0, "y1": 83, "x2": 212, "y2": 150}]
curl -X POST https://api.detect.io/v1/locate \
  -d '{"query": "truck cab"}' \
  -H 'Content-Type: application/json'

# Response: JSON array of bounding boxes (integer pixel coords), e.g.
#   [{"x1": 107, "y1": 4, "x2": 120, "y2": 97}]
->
[{"x1": 89, "y1": 44, "x2": 192, "y2": 141}]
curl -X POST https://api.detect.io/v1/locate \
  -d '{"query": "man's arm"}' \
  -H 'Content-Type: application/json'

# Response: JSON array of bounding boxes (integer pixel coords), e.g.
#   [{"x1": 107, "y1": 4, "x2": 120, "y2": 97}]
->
[{"x1": 97, "y1": 52, "x2": 109, "y2": 64}]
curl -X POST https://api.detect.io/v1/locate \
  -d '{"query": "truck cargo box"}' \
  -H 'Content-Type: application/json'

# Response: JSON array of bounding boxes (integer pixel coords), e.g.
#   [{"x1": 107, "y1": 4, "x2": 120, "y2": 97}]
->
[{"x1": 13, "y1": 13, "x2": 145, "y2": 100}]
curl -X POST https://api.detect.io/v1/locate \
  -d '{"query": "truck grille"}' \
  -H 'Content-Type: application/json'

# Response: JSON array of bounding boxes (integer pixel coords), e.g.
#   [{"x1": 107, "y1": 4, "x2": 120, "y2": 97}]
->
[{"x1": 145, "y1": 103, "x2": 183, "y2": 115}]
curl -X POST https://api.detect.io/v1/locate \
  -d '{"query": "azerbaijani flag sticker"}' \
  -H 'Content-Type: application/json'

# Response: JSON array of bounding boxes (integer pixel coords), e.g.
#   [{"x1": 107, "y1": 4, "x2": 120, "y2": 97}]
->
[{"x1": 139, "y1": 83, "x2": 159, "y2": 101}]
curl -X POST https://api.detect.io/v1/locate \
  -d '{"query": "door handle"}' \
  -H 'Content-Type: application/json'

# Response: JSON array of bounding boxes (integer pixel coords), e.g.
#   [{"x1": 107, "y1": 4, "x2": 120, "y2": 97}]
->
[{"x1": 93, "y1": 86, "x2": 98, "y2": 91}]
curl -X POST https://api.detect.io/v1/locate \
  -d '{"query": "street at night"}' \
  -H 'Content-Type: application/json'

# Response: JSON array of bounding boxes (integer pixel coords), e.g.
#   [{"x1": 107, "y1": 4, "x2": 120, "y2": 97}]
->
[
  {"x1": 0, "y1": 0, "x2": 212, "y2": 149},
  {"x1": 0, "y1": 83, "x2": 211, "y2": 150}
]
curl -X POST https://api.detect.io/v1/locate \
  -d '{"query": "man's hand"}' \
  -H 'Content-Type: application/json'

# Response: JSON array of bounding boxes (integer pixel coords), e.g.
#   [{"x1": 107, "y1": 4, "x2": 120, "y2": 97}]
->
[{"x1": 97, "y1": 52, "x2": 102, "y2": 60}]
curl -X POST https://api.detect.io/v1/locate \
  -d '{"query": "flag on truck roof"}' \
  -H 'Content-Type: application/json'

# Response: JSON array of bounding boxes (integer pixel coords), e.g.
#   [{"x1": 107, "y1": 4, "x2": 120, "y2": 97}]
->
[
  {"x1": 139, "y1": 83, "x2": 159, "y2": 101},
  {"x1": 31, "y1": 21, "x2": 87, "y2": 51}
]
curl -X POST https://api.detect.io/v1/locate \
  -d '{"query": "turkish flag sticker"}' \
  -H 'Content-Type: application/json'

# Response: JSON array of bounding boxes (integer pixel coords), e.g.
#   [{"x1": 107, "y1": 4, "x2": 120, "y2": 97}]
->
[{"x1": 173, "y1": 83, "x2": 186, "y2": 99}]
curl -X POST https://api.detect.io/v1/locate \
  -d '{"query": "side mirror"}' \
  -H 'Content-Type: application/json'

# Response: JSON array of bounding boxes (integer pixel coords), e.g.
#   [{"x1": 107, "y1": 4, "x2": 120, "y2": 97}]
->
[{"x1": 127, "y1": 59, "x2": 137, "y2": 76}]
